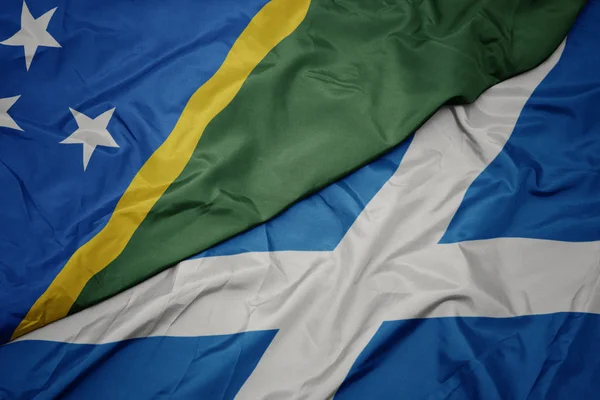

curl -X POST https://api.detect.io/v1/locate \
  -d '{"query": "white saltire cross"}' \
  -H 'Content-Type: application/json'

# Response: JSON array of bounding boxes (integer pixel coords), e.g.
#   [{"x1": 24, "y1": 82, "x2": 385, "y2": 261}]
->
[{"x1": 22, "y1": 42, "x2": 600, "y2": 399}]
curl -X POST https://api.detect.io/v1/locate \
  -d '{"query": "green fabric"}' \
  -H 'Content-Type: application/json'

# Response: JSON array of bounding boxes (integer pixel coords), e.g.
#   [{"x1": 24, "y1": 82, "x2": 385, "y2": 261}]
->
[{"x1": 72, "y1": 0, "x2": 585, "y2": 312}]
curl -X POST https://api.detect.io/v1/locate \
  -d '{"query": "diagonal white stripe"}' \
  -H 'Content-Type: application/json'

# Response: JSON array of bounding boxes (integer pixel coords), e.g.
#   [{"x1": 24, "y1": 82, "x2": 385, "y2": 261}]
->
[{"x1": 18, "y1": 41, "x2": 600, "y2": 399}]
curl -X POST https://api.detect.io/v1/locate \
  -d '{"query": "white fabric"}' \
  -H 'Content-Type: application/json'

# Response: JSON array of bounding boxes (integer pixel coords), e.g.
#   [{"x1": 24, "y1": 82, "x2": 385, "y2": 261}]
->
[
  {"x1": 0, "y1": 1, "x2": 61, "y2": 71},
  {"x1": 19, "y1": 41, "x2": 600, "y2": 399}
]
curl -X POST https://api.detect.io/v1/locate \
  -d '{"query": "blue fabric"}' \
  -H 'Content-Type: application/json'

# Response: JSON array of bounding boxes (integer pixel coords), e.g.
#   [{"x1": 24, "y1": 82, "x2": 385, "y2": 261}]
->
[
  {"x1": 197, "y1": 138, "x2": 412, "y2": 258},
  {"x1": 0, "y1": 0, "x2": 268, "y2": 344},
  {"x1": 441, "y1": 0, "x2": 600, "y2": 244},
  {"x1": 0, "y1": 330, "x2": 276, "y2": 400},
  {"x1": 336, "y1": 313, "x2": 600, "y2": 400}
]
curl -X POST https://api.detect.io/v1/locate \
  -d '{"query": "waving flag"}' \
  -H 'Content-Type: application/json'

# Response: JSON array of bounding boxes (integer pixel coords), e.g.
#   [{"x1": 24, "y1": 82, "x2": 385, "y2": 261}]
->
[
  {"x1": 1, "y1": 1, "x2": 600, "y2": 398},
  {"x1": 0, "y1": 0, "x2": 585, "y2": 342}
]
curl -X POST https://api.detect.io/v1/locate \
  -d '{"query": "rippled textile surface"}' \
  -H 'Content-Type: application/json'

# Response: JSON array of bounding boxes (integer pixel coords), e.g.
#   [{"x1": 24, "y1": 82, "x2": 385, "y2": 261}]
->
[
  {"x1": 0, "y1": 0, "x2": 585, "y2": 341},
  {"x1": 1, "y1": 1, "x2": 600, "y2": 398}
]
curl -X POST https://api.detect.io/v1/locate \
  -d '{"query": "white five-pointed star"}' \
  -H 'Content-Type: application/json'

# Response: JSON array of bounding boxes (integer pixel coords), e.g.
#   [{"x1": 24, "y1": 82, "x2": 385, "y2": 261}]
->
[
  {"x1": 1, "y1": 1, "x2": 61, "y2": 71},
  {"x1": 61, "y1": 108, "x2": 119, "y2": 170},
  {"x1": 0, "y1": 96, "x2": 23, "y2": 131}
]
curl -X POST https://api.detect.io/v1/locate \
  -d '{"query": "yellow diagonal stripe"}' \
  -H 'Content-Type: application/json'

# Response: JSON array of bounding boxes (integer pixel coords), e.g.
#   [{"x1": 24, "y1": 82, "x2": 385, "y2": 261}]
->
[{"x1": 13, "y1": 0, "x2": 312, "y2": 340}]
